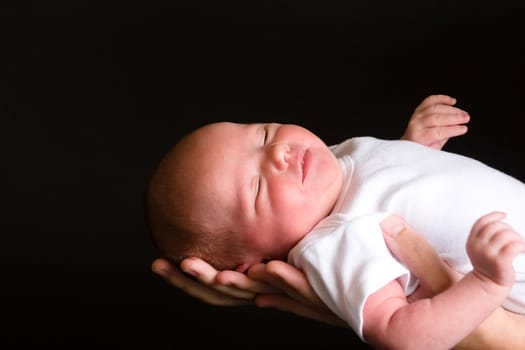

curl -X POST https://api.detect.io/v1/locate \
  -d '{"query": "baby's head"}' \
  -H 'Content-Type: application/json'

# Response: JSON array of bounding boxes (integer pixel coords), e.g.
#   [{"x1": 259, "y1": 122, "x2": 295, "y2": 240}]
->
[{"x1": 146, "y1": 122, "x2": 343, "y2": 271}]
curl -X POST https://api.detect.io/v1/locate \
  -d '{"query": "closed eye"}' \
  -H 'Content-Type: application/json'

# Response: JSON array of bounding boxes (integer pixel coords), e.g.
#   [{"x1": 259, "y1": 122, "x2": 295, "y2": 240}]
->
[
  {"x1": 251, "y1": 175, "x2": 261, "y2": 211},
  {"x1": 255, "y1": 175, "x2": 261, "y2": 201},
  {"x1": 262, "y1": 125, "x2": 268, "y2": 145}
]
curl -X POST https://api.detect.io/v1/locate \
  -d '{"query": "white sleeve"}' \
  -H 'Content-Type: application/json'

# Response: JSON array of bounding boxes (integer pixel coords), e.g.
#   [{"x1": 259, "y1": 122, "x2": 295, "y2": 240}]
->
[{"x1": 290, "y1": 213, "x2": 418, "y2": 341}]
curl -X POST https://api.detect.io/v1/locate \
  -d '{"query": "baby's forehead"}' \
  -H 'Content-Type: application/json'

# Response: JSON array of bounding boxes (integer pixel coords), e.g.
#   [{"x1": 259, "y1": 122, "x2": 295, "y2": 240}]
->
[
  {"x1": 196, "y1": 121, "x2": 251, "y2": 136},
  {"x1": 185, "y1": 122, "x2": 256, "y2": 151},
  {"x1": 173, "y1": 125, "x2": 244, "y2": 177}
]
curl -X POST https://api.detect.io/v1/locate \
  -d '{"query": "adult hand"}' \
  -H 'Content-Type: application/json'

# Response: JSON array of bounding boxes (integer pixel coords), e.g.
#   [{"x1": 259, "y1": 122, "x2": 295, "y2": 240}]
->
[
  {"x1": 150, "y1": 215, "x2": 457, "y2": 326},
  {"x1": 380, "y1": 214, "x2": 460, "y2": 300},
  {"x1": 152, "y1": 215, "x2": 525, "y2": 349},
  {"x1": 151, "y1": 257, "x2": 276, "y2": 306},
  {"x1": 248, "y1": 261, "x2": 348, "y2": 327},
  {"x1": 152, "y1": 255, "x2": 347, "y2": 327}
]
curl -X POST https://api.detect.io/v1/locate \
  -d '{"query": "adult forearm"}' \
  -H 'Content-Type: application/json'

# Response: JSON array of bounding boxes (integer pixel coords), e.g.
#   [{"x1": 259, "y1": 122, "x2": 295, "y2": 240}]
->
[{"x1": 454, "y1": 306, "x2": 525, "y2": 350}]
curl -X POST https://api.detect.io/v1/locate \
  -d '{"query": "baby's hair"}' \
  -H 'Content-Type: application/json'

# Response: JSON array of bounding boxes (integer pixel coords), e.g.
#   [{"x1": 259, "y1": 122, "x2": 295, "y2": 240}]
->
[
  {"x1": 144, "y1": 123, "x2": 255, "y2": 271},
  {"x1": 144, "y1": 180, "x2": 247, "y2": 271}
]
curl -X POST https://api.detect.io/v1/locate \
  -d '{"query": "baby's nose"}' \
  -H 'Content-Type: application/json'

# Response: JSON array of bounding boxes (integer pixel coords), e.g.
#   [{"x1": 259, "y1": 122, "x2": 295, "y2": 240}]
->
[{"x1": 269, "y1": 143, "x2": 290, "y2": 171}]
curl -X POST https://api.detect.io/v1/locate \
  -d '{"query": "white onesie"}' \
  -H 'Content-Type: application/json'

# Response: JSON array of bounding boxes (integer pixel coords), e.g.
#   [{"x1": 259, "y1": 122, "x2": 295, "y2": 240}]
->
[{"x1": 288, "y1": 137, "x2": 525, "y2": 341}]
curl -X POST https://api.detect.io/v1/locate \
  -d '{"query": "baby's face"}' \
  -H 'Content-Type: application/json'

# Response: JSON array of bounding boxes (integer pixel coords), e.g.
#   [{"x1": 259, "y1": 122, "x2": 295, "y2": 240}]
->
[{"x1": 188, "y1": 122, "x2": 343, "y2": 264}]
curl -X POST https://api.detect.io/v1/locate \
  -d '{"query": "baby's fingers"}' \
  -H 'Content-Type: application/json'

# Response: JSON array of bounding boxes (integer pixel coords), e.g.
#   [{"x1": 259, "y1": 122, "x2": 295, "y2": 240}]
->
[
  {"x1": 414, "y1": 94, "x2": 456, "y2": 112},
  {"x1": 485, "y1": 232, "x2": 525, "y2": 286},
  {"x1": 425, "y1": 109, "x2": 470, "y2": 127},
  {"x1": 499, "y1": 235, "x2": 525, "y2": 261},
  {"x1": 470, "y1": 211, "x2": 507, "y2": 237},
  {"x1": 426, "y1": 124, "x2": 468, "y2": 142}
]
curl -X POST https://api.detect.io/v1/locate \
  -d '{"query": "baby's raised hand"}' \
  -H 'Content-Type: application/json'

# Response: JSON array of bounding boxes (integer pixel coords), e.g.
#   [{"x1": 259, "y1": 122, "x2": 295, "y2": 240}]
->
[
  {"x1": 401, "y1": 94, "x2": 470, "y2": 150},
  {"x1": 467, "y1": 211, "x2": 525, "y2": 288}
]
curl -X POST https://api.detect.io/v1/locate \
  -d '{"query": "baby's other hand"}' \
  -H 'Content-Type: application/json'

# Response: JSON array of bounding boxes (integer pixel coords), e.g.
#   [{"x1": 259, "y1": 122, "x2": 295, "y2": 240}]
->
[
  {"x1": 401, "y1": 94, "x2": 470, "y2": 150},
  {"x1": 467, "y1": 211, "x2": 525, "y2": 288}
]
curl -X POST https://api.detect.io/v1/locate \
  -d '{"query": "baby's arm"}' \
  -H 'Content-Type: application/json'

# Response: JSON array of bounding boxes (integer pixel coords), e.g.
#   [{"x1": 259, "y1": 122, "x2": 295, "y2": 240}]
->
[
  {"x1": 401, "y1": 94, "x2": 470, "y2": 150},
  {"x1": 363, "y1": 211, "x2": 525, "y2": 350}
]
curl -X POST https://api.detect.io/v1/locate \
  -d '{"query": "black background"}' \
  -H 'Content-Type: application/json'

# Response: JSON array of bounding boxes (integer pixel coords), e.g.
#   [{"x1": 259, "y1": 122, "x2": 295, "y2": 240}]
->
[{"x1": 3, "y1": 1, "x2": 525, "y2": 347}]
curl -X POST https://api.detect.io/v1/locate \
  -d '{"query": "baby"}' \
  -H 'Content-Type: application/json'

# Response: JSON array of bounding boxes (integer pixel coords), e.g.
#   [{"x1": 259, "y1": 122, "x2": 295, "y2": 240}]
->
[{"x1": 146, "y1": 95, "x2": 525, "y2": 349}]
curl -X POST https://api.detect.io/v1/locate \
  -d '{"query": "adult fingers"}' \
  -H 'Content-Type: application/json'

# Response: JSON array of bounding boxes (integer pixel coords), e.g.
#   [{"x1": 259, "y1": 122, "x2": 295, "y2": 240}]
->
[
  {"x1": 381, "y1": 215, "x2": 456, "y2": 294},
  {"x1": 255, "y1": 293, "x2": 348, "y2": 328},
  {"x1": 152, "y1": 258, "x2": 251, "y2": 306}
]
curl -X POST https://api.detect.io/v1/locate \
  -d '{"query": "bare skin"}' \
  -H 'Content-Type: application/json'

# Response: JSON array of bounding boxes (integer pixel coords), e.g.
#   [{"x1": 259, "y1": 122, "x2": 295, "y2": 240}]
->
[
  {"x1": 149, "y1": 95, "x2": 525, "y2": 348},
  {"x1": 380, "y1": 217, "x2": 525, "y2": 350},
  {"x1": 152, "y1": 216, "x2": 525, "y2": 349}
]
